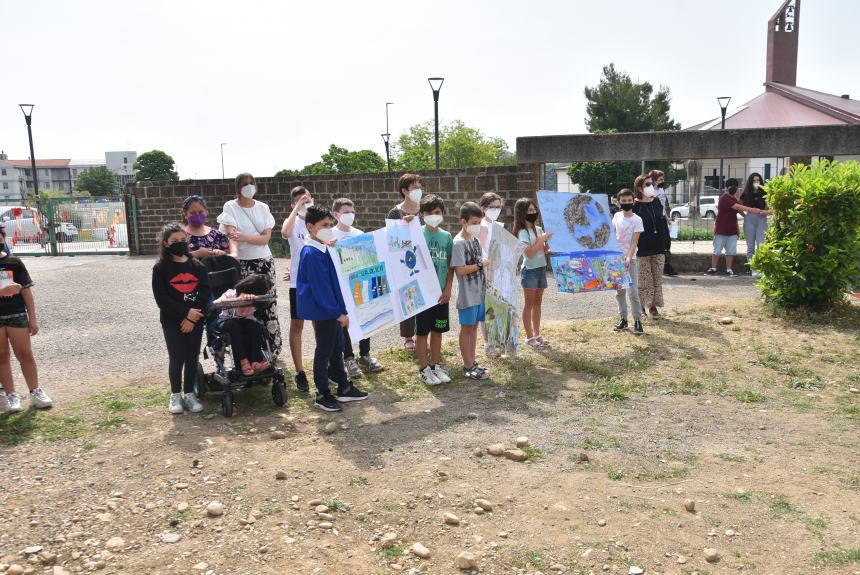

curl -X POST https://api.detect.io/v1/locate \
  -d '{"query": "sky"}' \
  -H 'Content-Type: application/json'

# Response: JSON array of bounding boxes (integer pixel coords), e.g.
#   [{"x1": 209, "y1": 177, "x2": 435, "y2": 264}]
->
[{"x1": 0, "y1": 0, "x2": 857, "y2": 179}]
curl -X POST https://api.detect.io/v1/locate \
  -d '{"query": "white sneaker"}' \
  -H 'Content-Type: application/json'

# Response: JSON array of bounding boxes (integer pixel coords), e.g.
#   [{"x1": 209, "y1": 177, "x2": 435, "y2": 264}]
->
[
  {"x1": 30, "y1": 387, "x2": 53, "y2": 409},
  {"x1": 344, "y1": 357, "x2": 364, "y2": 379},
  {"x1": 6, "y1": 392, "x2": 22, "y2": 413},
  {"x1": 419, "y1": 366, "x2": 442, "y2": 386},
  {"x1": 183, "y1": 393, "x2": 203, "y2": 413},
  {"x1": 432, "y1": 364, "x2": 451, "y2": 384},
  {"x1": 168, "y1": 393, "x2": 184, "y2": 414}
]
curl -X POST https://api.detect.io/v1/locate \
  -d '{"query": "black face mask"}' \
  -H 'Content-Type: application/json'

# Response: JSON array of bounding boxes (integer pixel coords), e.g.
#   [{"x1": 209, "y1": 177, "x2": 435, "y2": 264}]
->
[
  {"x1": 525, "y1": 213, "x2": 539, "y2": 223},
  {"x1": 620, "y1": 203, "x2": 634, "y2": 211},
  {"x1": 167, "y1": 241, "x2": 189, "y2": 256}
]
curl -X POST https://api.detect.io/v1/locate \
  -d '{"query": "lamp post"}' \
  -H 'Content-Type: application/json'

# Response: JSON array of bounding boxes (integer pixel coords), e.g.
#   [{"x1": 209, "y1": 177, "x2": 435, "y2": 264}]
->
[
  {"x1": 717, "y1": 96, "x2": 731, "y2": 190},
  {"x1": 381, "y1": 133, "x2": 391, "y2": 173},
  {"x1": 19, "y1": 104, "x2": 38, "y2": 203},
  {"x1": 428, "y1": 77, "x2": 444, "y2": 170},
  {"x1": 220, "y1": 142, "x2": 227, "y2": 180}
]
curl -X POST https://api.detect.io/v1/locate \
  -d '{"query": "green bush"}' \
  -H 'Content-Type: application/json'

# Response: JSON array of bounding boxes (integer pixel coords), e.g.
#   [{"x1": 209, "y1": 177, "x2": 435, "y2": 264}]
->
[{"x1": 751, "y1": 160, "x2": 860, "y2": 310}]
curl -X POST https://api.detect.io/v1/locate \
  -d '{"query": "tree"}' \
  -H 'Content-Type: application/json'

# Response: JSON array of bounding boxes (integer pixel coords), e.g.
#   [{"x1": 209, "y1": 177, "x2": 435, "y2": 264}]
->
[
  {"x1": 393, "y1": 120, "x2": 512, "y2": 170},
  {"x1": 568, "y1": 63, "x2": 682, "y2": 195},
  {"x1": 275, "y1": 145, "x2": 385, "y2": 176},
  {"x1": 76, "y1": 166, "x2": 117, "y2": 196},
  {"x1": 133, "y1": 150, "x2": 179, "y2": 182}
]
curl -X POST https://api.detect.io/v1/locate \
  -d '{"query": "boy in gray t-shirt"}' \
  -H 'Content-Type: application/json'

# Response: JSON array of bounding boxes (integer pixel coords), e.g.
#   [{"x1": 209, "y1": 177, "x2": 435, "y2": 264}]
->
[{"x1": 451, "y1": 202, "x2": 491, "y2": 381}]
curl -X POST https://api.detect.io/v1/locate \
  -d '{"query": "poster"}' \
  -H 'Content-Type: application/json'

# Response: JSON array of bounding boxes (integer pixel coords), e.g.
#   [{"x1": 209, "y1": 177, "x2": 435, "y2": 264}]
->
[
  {"x1": 484, "y1": 292, "x2": 519, "y2": 355},
  {"x1": 536, "y1": 190, "x2": 631, "y2": 294},
  {"x1": 483, "y1": 223, "x2": 524, "y2": 355},
  {"x1": 384, "y1": 218, "x2": 441, "y2": 323}
]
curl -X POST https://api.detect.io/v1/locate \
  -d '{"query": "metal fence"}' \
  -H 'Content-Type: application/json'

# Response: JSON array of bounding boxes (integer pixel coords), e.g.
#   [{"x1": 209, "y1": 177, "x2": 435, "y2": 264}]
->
[{"x1": 0, "y1": 197, "x2": 131, "y2": 256}]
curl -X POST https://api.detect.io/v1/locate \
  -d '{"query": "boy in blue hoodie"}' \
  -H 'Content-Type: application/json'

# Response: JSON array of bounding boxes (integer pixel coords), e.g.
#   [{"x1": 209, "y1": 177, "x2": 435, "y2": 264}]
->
[{"x1": 296, "y1": 205, "x2": 369, "y2": 412}]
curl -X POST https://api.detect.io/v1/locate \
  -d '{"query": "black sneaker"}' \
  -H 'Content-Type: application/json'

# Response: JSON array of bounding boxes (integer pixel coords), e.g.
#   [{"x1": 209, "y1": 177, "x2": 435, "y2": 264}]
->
[
  {"x1": 633, "y1": 320, "x2": 644, "y2": 335},
  {"x1": 613, "y1": 318, "x2": 629, "y2": 332},
  {"x1": 704, "y1": 268, "x2": 718, "y2": 275},
  {"x1": 313, "y1": 394, "x2": 343, "y2": 412},
  {"x1": 336, "y1": 385, "x2": 369, "y2": 403},
  {"x1": 294, "y1": 371, "x2": 310, "y2": 394}
]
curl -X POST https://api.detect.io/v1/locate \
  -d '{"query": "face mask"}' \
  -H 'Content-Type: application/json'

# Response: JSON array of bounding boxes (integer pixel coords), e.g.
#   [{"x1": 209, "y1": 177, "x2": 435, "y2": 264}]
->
[
  {"x1": 315, "y1": 227, "x2": 334, "y2": 243},
  {"x1": 752, "y1": 182, "x2": 760, "y2": 190},
  {"x1": 298, "y1": 201, "x2": 313, "y2": 217},
  {"x1": 339, "y1": 213, "x2": 355, "y2": 227},
  {"x1": 465, "y1": 224, "x2": 482, "y2": 237},
  {"x1": 167, "y1": 241, "x2": 188, "y2": 256},
  {"x1": 240, "y1": 184, "x2": 256, "y2": 199},
  {"x1": 187, "y1": 213, "x2": 206, "y2": 228},
  {"x1": 424, "y1": 214, "x2": 444, "y2": 229},
  {"x1": 643, "y1": 186, "x2": 656, "y2": 197},
  {"x1": 485, "y1": 208, "x2": 502, "y2": 222},
  {"x1": 657, "y1": 182, "x2": 664, "y2": 189},
  {"x1": 408, "y1": 188, "x2": 423, "y2": 203},
  {"x1": 525, "y1": 213, "x2": 539, "y2": 223},
  {"x1": 620, "y1": 203, "x2": 634, "y2": 211}
]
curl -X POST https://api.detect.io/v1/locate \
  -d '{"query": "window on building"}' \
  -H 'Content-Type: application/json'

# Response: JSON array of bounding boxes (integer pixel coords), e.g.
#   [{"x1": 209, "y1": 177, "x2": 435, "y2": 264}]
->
[
  {"x1": 123, "y1": 157, "x2": 128, "y2": 164},
  {"x1": 1, "y1": 169, "x2": 5, "y2": 176},
  {"x1": 2, "y1": 183, "x2": 8, "y2": 190},
  {"x1": 764, "y1": 163, "x2": 771, "y2": 180},
  {"x1": 43, "y1": 169, "x2": 50, "y2": 177}
]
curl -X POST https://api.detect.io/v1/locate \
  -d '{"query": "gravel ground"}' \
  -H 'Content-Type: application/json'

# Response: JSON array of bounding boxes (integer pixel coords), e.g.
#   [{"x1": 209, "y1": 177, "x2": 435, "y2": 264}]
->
[{"x1": 23, "y1": 255, "x2": 760, "y2": 403}]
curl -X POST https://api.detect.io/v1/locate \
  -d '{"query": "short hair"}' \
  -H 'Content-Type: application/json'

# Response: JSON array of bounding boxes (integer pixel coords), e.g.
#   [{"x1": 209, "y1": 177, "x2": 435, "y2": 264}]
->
[
  {"x1": 235, "y1": 273, "x2": 272, "y2": 296},
  {"x1": 616, "y1": 188, "x2": 634, "y2": 201},
  {"x1": 725, "y1": 178, "x2": 739, "y2": 189},
  {"x1": 459, "y1": 201, "x2": 483, "y2": 221},
  {"x1": 290, "y1": 186, "x2": 309, "y2": 201},
  {"x1": 397, "y1": 173, "x2": 423, "y2": 196},
  {"x1": 478, "y1": 192, "x2": 502, "y2": 209},
  {"x1": 305, "y1": 204, "x2": 333, "y2": 226},
  {"x1": 332, "y1": 197, "x2": 354, "y2": 212},
  {"x1": 633, "y1": 174, "x2": 649, "y2": 199},
  {"x1": 419, "y1": 194, "x2": 445, "y2": 214}
]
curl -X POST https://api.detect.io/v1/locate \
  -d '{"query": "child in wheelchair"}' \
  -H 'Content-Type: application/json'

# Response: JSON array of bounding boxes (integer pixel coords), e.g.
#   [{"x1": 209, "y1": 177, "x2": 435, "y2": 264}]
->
[{"x1": 213, "y1": 274, "x2": 272, "y2": 376}]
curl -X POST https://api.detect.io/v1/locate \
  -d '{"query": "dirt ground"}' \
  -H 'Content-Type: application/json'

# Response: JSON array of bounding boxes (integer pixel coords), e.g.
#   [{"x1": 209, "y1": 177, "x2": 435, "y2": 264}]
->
[{"x1": 1, "y1": 282, "x2": 858, "y2": 574}]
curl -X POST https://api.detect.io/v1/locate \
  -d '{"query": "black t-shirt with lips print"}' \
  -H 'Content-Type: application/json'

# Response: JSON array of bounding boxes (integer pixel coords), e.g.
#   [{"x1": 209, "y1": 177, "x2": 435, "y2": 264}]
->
[
  {"x1": 151, "y1": 258, "x2": 211, "y2": 327},
  {"x1": 0, "y1": 254, "x2": 34, "y2": 317}
]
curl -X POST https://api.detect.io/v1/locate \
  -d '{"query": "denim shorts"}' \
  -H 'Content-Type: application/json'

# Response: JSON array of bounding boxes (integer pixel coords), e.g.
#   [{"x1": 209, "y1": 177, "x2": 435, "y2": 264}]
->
[
  {"x1": 521, "y1": 266, "x2": 548, "y2": 289},
  {"x1": 0, "y1": 312, "x2": 29, "y2": 329},
  {"x1": 713, "y1": 234, "x2": 738, "y2": 256},
  {"x1": 457, "y1": 302, "x2": 486, "y2": 326}
]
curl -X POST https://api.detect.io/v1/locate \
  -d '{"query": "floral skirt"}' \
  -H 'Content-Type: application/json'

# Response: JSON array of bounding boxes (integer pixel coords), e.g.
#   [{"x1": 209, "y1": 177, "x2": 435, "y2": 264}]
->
[{"x1": 239, "y1": 257, "x2": 282, "y2": 357}]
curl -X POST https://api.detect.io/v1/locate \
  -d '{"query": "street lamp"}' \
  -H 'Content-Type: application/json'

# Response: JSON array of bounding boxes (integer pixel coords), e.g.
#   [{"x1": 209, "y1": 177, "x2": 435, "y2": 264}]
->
[
  {"x1": 220, "y1": 143, "x2": 228, "y2": 180},
  {"x1": 428, "y1": 77, "x2": 444, "y2": 170},
  {"x1": 717, "y1": 96, "x2": 731, "y2": 190},
  {"x1": 381, "y1": 133, "x2": 392, "y2": 173},
  {"x1": 19, "y1": 104, "x2": 38, "y2": 203}
]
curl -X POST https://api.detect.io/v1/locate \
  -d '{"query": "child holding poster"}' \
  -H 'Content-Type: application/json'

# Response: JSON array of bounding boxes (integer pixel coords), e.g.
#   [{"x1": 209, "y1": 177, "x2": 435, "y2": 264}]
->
[
  {"x1": 512, "y1": 198, "x2": 553, "y2": 351},
  {"x1": 415, "y1": 194, "x2": 454, "y2": 386},
  {"x1": 451, "y1": 202, "x2": 491, "y2": 381}
]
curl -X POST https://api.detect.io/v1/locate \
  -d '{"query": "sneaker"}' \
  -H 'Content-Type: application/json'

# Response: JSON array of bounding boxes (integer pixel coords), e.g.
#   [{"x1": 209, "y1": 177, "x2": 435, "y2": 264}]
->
[
  {"x1": 358, "y1": 355, "x2": 385, "y2": 373},
  {"x1": 633, "y1": 320, "x2": 644, "y2": 335},
  {"x1": 472, "y1": 362, "x2": 491, "y2": 378},
  {"x1": 484, "y1": 344, "x2": 503, "y2": 358},
  {"x1": 613, "y1": 318, "x2": 629, "y2": 332},
  {"x1": 726, "y1": 269, "x2": 736, "y2": 277},
  {"x1": 30, "y1": 387, "x2": 53, "y2": 409},
  {"x1": 183, "y1": 393, "x2": 204, "y2": 413},
  {"x1": 344, "y1": 357, "x2": 364, "y2": 379},
  {"x1": 463, "y1": 366, "x2": 490, "y2": 381},
  {"x1": 295, "y1": 371, "x2": 310, "y2": 394},
  {"x1": 5, "y1": 392, "x2": 22, "y2": 413},
  {"x1": 432, "y1": 364, "x2": 452, "y2": 384},
  {"x1": 336, "y1": 385, "x2": 369, "y2": 402},
  {"x1": 168, "y1": 393, "x2": 184, "y2": 414},
  {"x1": 314, "y1": 394, "x2": 343, "y2": 412},
  {"x1": 704, "y1": 268, "x2": 718, "y2": 275},
  {"x1": 419, "y1": 365, "x2": 442, "y2": 386}
]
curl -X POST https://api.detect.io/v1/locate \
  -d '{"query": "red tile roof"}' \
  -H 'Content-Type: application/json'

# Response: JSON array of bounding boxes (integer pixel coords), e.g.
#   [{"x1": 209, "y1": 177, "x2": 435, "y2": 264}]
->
[{"x1": 2, "y1": 159, "x2": 71, "y2": 168}]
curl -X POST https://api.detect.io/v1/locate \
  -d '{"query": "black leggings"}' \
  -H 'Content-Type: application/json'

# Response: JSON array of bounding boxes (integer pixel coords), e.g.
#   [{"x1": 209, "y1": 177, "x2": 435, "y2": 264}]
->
[
  {"x1": 162, "y1": 323, "x2": 204, "y2": 394},
  {"x1": 220, "y1": 318, "x2": 264, "y2": 364}
]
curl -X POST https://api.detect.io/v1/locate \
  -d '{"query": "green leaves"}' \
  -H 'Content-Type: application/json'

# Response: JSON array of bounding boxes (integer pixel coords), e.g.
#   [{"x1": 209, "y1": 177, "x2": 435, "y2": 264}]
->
[
  {"x1": 752, "y1": 160, "x2": 860, "y2": 310},
  {"x1": 133, "y1": 150, "x2": 179, "y2": 182},
  {"x1": 76, "y1": 166, "x2": 118, "y2": 196}
]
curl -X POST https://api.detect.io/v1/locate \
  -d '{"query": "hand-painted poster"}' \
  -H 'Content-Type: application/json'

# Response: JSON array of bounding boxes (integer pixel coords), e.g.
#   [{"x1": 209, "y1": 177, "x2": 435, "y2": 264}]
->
[
  {"x1": 536, "y1": 191, "x2": 630, "y2": 294},
  {"x1": 483, "y1": 223, "x2": 524, "y2": 355},
  {"x1": 384, "y1": 219, "x2": 441, "y2": 322}
]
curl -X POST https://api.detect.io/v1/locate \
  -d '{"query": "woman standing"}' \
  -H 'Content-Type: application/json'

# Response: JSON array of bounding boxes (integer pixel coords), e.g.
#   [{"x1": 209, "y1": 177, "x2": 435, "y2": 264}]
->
[
  {"x1": 217, "y1": 173, "x2": 281, "y2": 357},
  {"x1": 739, "y1": 173, "x2": 769, "y2": 277},
  {"x1": 632, "y1": 174, "x2": 669, "y2": 317}
]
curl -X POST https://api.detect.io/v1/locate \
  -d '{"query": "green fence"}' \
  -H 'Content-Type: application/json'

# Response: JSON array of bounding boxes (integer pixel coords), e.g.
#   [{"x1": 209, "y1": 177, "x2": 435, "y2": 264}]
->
[{"x1": 0, "y1": 197, "x2": 133, "y2": 256}]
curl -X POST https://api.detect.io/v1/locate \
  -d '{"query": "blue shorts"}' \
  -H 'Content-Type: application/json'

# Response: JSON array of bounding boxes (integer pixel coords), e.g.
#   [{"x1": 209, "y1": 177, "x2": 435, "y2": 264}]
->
[
  {"x1": 713, "y1": 234, "x2": 738, "y2": 256},
  {"x1": 521, "y1": 266, "x2": 548, "y2": 289},
  {"x1": 457, "y1": 302, "x2": 486, "y2": 326}
]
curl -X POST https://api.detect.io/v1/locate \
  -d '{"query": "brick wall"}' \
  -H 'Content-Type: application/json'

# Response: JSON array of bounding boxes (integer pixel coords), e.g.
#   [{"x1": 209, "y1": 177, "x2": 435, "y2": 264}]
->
[{"x1": 126, "y1": 164, "x2": 543, "y2": 255}]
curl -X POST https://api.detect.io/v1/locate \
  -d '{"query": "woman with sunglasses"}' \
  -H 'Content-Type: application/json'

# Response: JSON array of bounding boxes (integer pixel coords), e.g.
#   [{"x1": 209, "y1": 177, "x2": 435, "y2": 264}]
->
[{"x1": 632, "y1": 174, "x2": 669, "y2": 317}]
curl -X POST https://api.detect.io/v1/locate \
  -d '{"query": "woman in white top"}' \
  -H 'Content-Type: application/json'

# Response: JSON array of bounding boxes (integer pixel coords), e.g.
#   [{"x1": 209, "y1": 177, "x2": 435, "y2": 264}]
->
[{"x1": 217, "y1": 173, "x2": 282, "y2": 357}]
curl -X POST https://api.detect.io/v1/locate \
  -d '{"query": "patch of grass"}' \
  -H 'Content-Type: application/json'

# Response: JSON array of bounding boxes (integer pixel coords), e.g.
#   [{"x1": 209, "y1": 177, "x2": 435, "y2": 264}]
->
[
  {"x1": 80, "y1": 440, "x2": 98, "y2": 451},
  {"x1": 733, "y1": 389, "x2": 767, "y2": 403},
  {"x1": 786, "y1": 376, "x2": 825, "y2": 391},
  {"x1": 510, "y1": 549, "x2": 546, "y2": 570},
  {"x1": 0, "y1": 411, "x2": 87, "y2": 445},
  {"x1": 846, "y1": 471, "x2": 860, "y2": 490},
  {"x1": 349, "y1": 476, "x2": 370, "y2": 487},
  {"x1": 607, "y1": 468, "x2": 625, "y2": 481},
  {"x1": 87, "y1": 386, "x2": 168, "y2": 411},
  {"x1": 726, "y1": 491, "x2": 752, "y2": 504},
  {"x1": 169, "y1": 509, "x2": 191, "y2": 522},
  {"x1": 767, "y1": 494, "x2": 798, "y2": 517},
  {"x1": 584, "y1": 380, "x2": 628, "y2": 402},
  {"x1": 812, "y1": 547, "x2": 860, "y2": 566},
  {"x1": 521, "y1": 445, "x2": 542, "y2": 460},
  {"x1": 716, "y1": 453, "x2": 746, "y2": 462},
  {"x1": 325, "y1": 499, "x2": 348, "y2": 512},
  {"x1": 94, "y1": 415, "x2": 126, "y2": 430},
  {"x1": 380, "y1": 502, "x2": 402, "y2": 512},
  {"x1": 634, "y1": 466, "x2": 689, "y2": 482},
  {"x1": 382, "y1": 545, "x2": 405, "y2": 559}
]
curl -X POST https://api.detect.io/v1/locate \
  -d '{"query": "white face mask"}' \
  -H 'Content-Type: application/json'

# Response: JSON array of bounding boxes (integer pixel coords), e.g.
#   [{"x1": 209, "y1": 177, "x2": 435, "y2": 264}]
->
[
  {"x1": 338, "y1": 212, "x2": 355, "y2": 227},
  {"x1": 316, "y1": 227, "x2": 334, "y2": 243},
  {"x1": 297, "y1": 201, "x2": 313, "y2": 217},
  {"x1": 240, "y1": 184, "x2": 256, "y2": 199},
  {"x1": 485, "y1": 208, "x2": 502, "y2": 222},
  {"x1": 643, "y1": 185, "x2": 656, "y2": 197},
  {"x1": 424, "y1": 214, "x2": 444, "y2": 229},
  {"x1": 465, "y1": 224, "x2": 482, "y2": 237},
  {"x1": 408, "y1": 188, "x2": 423, "y2": 203},
  {"x1": 752, "y1": 182, "x2": 760, "y2": 190}
]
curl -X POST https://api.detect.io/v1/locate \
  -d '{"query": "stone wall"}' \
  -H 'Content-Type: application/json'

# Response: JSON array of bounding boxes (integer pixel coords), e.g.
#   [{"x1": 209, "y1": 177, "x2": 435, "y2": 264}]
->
[{"x1": 126, "y1": 165, "x2": 543, "y2": 255}]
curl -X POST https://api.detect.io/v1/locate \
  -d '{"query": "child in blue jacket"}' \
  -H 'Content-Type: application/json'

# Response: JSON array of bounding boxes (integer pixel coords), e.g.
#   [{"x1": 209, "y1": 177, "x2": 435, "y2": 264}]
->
[{"x1": 296, "y1": 205, "x2": 369, "y2": 412}]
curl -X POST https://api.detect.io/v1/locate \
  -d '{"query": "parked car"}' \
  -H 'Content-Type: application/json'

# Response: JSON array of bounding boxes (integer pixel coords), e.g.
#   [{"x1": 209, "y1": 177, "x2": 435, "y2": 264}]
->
[
  {"x1": 0, "y1": 207, "x2": 79, "y2": 243},
  {"x1": 670, "y1": 196, "x2": 720, "y2": 221}
]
